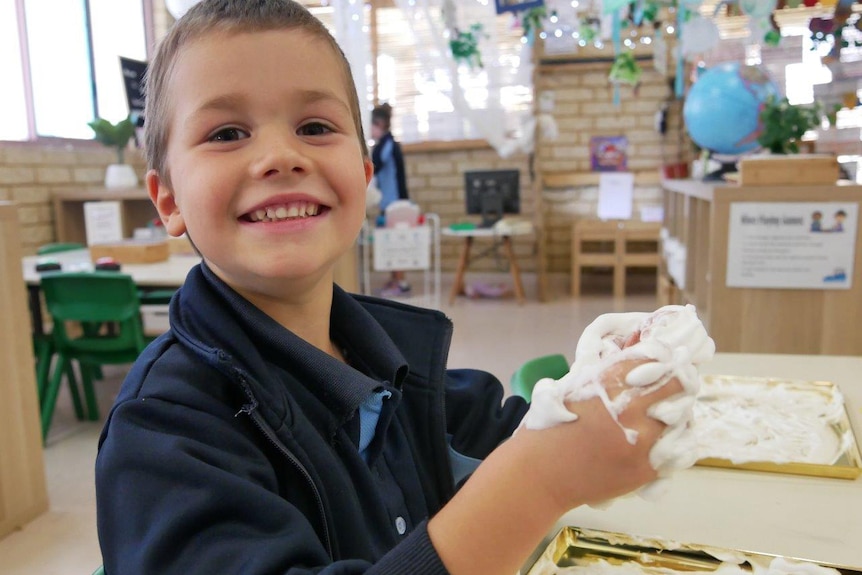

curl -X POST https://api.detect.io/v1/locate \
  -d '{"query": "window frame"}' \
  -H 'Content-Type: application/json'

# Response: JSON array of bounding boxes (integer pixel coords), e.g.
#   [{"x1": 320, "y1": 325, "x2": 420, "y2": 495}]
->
[{"x1": 5, "y1": 0, "x2": 154, "y2": 144}]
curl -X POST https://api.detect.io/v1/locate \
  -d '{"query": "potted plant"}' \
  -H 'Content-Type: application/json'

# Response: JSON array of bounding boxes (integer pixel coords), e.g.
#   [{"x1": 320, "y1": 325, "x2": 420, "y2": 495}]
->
[
  {"x1": 88, "y1": 116, "x2": 138, "y2": 188},
  {"x1": 757, "y1": 95, "x2": 838, "y2": 154}
]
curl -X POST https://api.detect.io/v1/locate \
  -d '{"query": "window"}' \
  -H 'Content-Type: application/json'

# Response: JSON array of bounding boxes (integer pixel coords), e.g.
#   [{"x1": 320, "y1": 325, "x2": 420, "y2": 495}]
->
[
  {"x1": 1, "y1": 0, "x2": 147, "y2": 141},
  {"x1": 0, "y1": 0, "x2": 29, "y2": 140},
  {"x1": 303, "y1": 0, "x2": 532, "y2": 146}
]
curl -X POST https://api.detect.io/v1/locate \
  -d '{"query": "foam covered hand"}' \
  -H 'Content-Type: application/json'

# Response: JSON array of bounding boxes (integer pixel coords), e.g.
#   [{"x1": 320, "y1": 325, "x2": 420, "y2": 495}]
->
[{"x1": 520, "y1": 304, "x2": 715, "y2": 498}]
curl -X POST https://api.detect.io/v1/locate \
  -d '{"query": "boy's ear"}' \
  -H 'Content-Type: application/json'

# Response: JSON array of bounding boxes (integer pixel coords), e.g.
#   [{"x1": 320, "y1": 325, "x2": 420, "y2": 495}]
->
[{"x1": 146, "y1": 169, "x2": 187, "y2": 237}]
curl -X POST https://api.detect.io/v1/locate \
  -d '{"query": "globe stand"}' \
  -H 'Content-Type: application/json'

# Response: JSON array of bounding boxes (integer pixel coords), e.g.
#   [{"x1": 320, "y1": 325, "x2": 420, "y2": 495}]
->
[{"x1": 703, "y1": 159, "x2": 738, "y2": 182}]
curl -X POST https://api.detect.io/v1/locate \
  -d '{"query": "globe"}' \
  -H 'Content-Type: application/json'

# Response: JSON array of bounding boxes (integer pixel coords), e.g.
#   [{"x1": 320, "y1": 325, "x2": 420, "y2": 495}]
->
[{"x1": 683, "y1": 62, "x2": 780, "y2": 156}]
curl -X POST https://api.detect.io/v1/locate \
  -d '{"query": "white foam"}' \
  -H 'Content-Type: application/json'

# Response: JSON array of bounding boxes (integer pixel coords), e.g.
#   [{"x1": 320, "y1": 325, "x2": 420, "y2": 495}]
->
[
  {"x1": 691, "y1": 379, "x2": 847, "y2": 465},
  {"x1": 519, "y1": 304, "x2": 715, "y2": 498}
]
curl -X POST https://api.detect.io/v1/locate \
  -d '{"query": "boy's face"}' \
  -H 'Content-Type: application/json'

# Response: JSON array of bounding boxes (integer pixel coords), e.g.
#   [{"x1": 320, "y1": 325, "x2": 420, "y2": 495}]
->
[{"x1": 149, "y1": 29, "x2": 372, "y2": 300}]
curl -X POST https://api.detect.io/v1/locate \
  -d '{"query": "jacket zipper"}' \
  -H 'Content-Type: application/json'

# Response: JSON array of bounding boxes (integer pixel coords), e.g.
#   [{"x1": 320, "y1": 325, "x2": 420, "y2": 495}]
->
[
  {"x1": 234, "y1": 375, "x2": 333, "y2": 559},
  {"x1": 435, "y1": 325, "x2": 456, "y2": 502}
]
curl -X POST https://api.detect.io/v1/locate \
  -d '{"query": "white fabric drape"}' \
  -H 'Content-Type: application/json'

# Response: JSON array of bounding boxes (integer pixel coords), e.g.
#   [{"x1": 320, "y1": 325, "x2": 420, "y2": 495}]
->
[
  {"x1": 391, "y1": 0, "x2": 535, "y2": 157},
  {"x1": 330, "y1": 0, "x2": 374, "y2": 141}
]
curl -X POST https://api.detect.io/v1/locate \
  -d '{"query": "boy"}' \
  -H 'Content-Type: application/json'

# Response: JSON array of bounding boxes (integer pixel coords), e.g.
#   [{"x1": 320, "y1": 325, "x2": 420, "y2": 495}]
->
[{"x1": 95, "y1": 1, "x2": 682, "y2": 573}]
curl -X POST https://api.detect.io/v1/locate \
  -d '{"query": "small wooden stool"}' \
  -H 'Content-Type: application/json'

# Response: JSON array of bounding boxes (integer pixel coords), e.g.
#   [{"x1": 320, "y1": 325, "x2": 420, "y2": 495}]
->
[{"x1": 571, "y1": 220, "x2": 661, "y2": 299}]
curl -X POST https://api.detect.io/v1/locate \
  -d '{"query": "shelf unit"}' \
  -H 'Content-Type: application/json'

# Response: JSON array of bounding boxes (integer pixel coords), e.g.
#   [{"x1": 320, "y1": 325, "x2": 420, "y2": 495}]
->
[
  {"x1": 53, "y1": 187, "x2": 157, "y2": 244},
  {"x1": 660, "y1": 179, "x2": 862, "y2": 355},
  {"x1": 570, "y1": 220, "x2": 661, "y2": 298}
]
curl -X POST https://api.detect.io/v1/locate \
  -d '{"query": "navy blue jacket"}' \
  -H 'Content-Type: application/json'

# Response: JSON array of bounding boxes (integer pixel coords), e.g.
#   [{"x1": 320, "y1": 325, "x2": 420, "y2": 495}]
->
[{"x1": 96, "y1": 264, "x2": 527, "y2": 574}]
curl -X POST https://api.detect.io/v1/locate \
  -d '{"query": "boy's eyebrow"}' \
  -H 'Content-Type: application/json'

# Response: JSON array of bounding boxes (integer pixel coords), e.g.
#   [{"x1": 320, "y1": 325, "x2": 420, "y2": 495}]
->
[
  {"x1": 189, "y1": 89, "x2": 350, "y2": 117},
  {"x1": 295, "y1": 88, "x2": 351, "y2": 113}
]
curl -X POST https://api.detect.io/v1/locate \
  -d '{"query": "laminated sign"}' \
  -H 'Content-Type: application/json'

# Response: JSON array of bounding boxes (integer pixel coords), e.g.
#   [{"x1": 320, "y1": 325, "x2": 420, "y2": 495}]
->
[{"x1": 373, "y1": 226, "x2": 431, "y2": 271}]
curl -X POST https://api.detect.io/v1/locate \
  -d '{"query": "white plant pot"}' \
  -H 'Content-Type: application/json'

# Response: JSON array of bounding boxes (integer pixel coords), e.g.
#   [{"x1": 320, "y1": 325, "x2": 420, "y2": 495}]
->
[{"x1": 104, "y1": 164, "x2": 138, "y2": 189}]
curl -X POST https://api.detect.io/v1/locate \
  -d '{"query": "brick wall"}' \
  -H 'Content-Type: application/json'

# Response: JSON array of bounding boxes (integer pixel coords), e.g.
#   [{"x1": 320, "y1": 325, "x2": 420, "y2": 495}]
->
[
  {"x1": 402, "y1": 144, "x2": 533, "y2": 272},
  {"x1": 0, "y1": 142, "x2": 145, "y2": 255},
  {"x1": 533, "y1": 48, "x2": 687, "y2": 274}
]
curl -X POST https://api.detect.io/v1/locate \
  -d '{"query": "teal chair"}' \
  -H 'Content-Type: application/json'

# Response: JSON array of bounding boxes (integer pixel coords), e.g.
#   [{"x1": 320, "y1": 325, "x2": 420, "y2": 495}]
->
[
  {"x1": 40, "y1": 272, "x2": 150, "y2": 439},
  {"x1": 92, "y1": 566, "x2": 105, "y2": 575},
  {"x1": 509, "y1": 353, "x2": 570, "y2": 402}
]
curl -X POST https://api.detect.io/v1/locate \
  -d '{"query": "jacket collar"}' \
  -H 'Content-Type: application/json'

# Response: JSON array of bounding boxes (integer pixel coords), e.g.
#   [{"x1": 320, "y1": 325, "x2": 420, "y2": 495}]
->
[{"x1": 168, "y1": 263, "x2": 452, "y2": 424}]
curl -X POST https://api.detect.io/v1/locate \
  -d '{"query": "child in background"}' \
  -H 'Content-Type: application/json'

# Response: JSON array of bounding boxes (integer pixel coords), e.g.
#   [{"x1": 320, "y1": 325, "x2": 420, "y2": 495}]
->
[
  {"x1": 95, "y1": 1, "x2": 682, "y2": 574},
  {"x1": 371, "y1": 103, "x2": 412, "y2": 296}
]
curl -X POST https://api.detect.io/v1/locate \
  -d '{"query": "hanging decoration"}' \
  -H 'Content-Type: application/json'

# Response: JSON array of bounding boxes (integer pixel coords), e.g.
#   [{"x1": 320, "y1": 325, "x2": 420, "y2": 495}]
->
[
  {"x1": 520, "y1": 6, "x2": 548, "y2": 44},
  {"x1": 809, "y1": 0, "x2": 861, "y2": 62},
  {"x1": 680, "y1": 14, "x2": 721, "y2": 60},
  {"x1": 443, "y1": 0, "x2": 487, "y2": 69},
  {"x1": 738, "y1": 0, "x2": 781, "y2": 46},
  {"x1": 449, "y1": 24, "x2": 487, "y2": 68},
  {"x1": 609, "y1": 52, "x2": 644, "y2": 86}
]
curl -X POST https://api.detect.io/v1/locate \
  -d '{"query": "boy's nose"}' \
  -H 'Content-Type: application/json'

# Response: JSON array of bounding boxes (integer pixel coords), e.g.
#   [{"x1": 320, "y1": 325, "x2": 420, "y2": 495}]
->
[{"x1": 250, "y1": 135, "x2": 310, "y2": 179}]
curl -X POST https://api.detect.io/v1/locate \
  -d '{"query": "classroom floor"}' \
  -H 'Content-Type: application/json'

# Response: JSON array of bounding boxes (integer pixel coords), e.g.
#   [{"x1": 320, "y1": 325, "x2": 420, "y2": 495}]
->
[{"x1": 0, "y1": 272, "x2": 658, "y2": 575}]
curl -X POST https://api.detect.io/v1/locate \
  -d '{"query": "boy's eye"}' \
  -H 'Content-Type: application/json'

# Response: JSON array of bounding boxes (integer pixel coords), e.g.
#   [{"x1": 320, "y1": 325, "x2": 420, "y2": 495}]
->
[
  {"x1": 209, "y1": 127, "x2": 249, "y2": 142},
  {"x1": 298, "y1": 122, "x2": 334, "y2": 137}
]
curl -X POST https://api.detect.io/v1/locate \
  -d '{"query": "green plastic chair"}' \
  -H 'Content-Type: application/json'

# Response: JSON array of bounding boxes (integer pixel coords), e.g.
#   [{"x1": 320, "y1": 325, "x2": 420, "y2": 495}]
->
[
  {"x1": 40, "y1": 272, "x2": 150, "y2": 439},
  {"x1": 509, "y1": 353, "x2": 570, "y2": 402},
  {"x1": 138, "y1": 288, "x2": 176, "y2": 306},
  {"x1": 92, "y1": 566, "x2": 105, "y2": 575},
  {"x1": 36, "y1": 242, "x2": 85, "y2": 255},
  {"x1": 33, "y1": 242, "x2": 88, "y2": 387}
]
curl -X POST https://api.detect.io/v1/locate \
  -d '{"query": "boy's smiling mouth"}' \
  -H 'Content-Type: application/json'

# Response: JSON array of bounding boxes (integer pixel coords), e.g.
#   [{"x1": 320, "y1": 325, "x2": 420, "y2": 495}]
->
[{"x1": 241, "y1": 200, "x2": 326, "y2": 223}]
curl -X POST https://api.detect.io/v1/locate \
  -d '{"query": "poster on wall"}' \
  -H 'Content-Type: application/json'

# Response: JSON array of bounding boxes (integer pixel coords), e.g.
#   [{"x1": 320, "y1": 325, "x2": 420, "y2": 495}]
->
[
  {"x1": 726, "y1": 202, "x2": 858, "y2": 289},
  {"x1": 590, "y1": 136, "x2": 628, "y2": 172}
]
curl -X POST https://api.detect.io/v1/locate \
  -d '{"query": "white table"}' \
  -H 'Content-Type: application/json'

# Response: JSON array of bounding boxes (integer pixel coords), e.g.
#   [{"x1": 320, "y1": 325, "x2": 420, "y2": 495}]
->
[
  {"x1": 540, "y1": 353, "x2": 862, "y2": 570},
  {"x1": 22, "y1": 248, "x2": 200, "y2": 288},
  {"x1": 22, "y1": 249, "x2": 201, "y2": 335},
  {"x1": 441, "y1": 225, "x2": 534, "y2": 305}
]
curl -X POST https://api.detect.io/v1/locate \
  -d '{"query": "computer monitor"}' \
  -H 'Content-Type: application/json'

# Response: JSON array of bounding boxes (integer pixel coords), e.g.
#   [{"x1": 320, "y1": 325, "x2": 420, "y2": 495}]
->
[{"x1": 464, "y1": 169, "x2": 520, "y2": 228}]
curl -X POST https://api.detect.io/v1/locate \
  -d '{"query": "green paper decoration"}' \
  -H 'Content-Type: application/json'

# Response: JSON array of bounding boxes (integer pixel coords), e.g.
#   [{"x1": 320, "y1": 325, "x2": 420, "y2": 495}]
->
[
  {"x1": 449, "y1": 23, "x2": 485, "y2": 69},
  {"x1": 609, "y1": 52, "x2": 642, "y2": 86}
]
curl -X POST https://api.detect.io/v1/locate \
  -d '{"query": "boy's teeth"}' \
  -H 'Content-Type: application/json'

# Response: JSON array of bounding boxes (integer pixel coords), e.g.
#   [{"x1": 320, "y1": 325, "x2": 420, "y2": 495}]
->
[{"x1": 250, "y1": 202, "x2": 321, "y2": 222}]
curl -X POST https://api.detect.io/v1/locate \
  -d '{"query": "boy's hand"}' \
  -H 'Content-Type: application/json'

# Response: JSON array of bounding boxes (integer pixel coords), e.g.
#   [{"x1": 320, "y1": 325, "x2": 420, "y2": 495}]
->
[{"x1": 515, "y1": 358, "x2": 684, "y2": 510}]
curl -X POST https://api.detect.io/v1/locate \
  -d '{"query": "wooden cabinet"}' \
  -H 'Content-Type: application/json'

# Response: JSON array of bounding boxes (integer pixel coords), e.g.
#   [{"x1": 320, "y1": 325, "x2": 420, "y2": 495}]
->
[
  {"x1": 661, "y1": 179, "x2": 862, "y2": 355},
  {"x1": 53, "y1": 187, "x2": 157, "y2": 244},
  {"x1": 0, "y1": 202, "x2": 48, "y2": 538}
]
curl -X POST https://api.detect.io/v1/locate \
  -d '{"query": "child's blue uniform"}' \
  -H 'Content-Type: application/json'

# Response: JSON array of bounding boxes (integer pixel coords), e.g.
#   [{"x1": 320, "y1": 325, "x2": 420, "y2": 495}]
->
[{"x1": 96, "y1": 263, "x2": 527, "y2": 574}]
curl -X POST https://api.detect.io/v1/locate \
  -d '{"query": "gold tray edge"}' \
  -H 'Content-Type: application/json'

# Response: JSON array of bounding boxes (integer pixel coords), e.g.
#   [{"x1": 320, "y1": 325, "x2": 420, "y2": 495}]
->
[{"x1": 526, "y1": 526, "x2": 862, "y2": 575}]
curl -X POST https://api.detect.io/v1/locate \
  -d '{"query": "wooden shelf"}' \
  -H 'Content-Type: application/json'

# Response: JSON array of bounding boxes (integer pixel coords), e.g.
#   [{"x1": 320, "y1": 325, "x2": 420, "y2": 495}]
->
[
  {"x1": 0, "y1": 202, "x2": 48, "y2": 537},
  {"x1": 571, "y1": 220, "x2": 661, "y2": 299},
  {"x1": 53, "y1": 187, "x2": 157, "y2": 244},
  {"x1": 660, "y1": 179, "x2": 862, "y2": 355}
]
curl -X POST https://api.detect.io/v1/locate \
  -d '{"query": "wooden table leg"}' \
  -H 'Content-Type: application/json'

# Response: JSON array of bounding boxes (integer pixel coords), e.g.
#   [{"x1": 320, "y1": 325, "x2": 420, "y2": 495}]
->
[
  {"x1": 502, "y1": 236, "x2": 526, "y2": 304},
  {"x1": 449, "y1": 236, "x2": 473, "y2": 305}
]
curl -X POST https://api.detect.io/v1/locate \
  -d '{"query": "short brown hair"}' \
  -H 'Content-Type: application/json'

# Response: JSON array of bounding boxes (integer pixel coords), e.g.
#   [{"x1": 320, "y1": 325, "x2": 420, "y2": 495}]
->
[{"x1": 143, "y1": 0, "x2": 368, "y2": 178}]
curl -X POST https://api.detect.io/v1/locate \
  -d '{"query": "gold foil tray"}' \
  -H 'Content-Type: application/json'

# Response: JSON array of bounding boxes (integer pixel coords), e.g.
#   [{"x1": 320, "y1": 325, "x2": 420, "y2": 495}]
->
[
  {"x1": 526, "y1": 526, "x2": 862, "y2": 575},
  {"x1": 693, "y1": 375, "x2": 862, "y2": 480}
]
